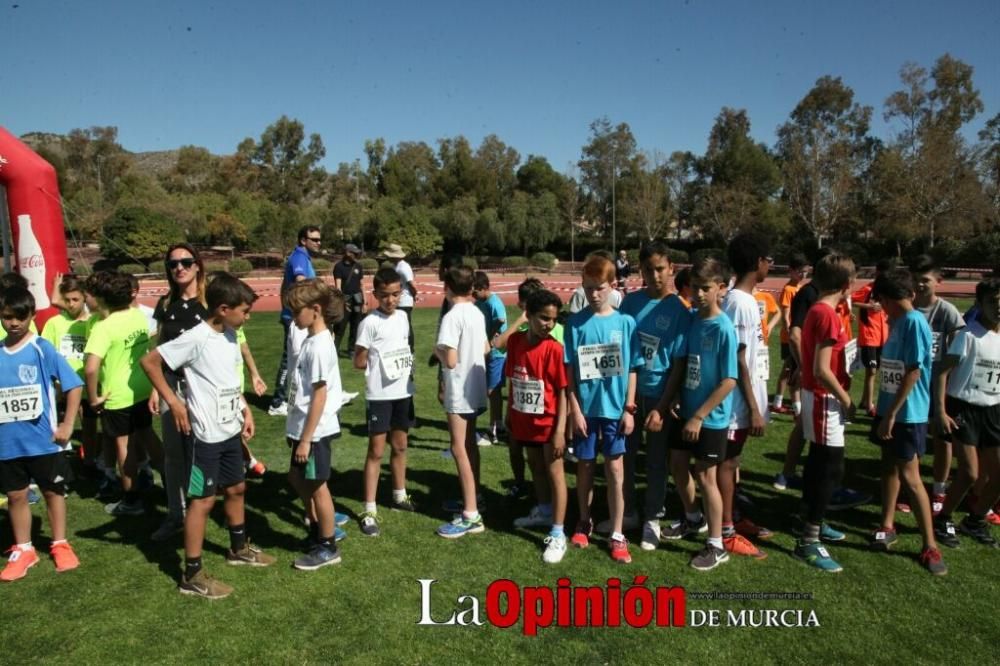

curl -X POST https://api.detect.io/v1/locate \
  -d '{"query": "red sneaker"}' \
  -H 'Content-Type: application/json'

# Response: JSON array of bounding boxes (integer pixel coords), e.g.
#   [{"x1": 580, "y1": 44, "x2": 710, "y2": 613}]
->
[
  {"x1": 932, "y1": 494, "x2": 946, "y2": 517},
  {"x1": 986, "y1": 511, "x2": 1000, "y2": 527},
  {"x1": 1, "y1": 546, "x2": 39, "y2": 582},
  {"x1": 247, "y1": 459, "x2": 267, "y2": 478},
  {"x1": 724, "y1": 534, "x2": 768, "y2": 560},
  {"x1": 50, "y1": 541, "x2": 80, "y2": 572},
  {"x1": 571, "y1": 520, "x2": 592, "y2": 549},
  {"x1": 734, "y1": 517, "x2": 774, "y2": 540},
  {"x1": 610, "y1": 538, "x2": 632, "y2": 564}
]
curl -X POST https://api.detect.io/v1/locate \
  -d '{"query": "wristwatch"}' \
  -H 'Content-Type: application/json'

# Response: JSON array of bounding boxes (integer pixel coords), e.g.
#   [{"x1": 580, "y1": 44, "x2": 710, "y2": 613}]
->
[{"x1": 624, "y1": 403, "x2": 637, "y2": 415}]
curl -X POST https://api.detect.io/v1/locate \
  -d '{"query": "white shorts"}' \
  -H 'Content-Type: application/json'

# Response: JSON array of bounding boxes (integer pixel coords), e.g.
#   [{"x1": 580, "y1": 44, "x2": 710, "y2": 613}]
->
[{"x1": 801, "y1": 389, "x2": 846, "y2": 448}]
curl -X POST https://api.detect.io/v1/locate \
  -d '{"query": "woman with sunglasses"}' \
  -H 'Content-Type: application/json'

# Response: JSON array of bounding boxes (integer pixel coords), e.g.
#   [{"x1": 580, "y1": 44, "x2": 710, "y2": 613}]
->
[{"x1": 148, "y1": 244, "x2": 208, "y2": 541}]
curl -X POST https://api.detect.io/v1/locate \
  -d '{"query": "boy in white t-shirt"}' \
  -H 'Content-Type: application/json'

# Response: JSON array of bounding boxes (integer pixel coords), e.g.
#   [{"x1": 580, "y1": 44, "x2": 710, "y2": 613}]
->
[
  {"x1": 141, "y1": 274, "x2": 274, "y2": 600},
  {"x1": 435, "y1": 266, "x2": 489, "y2": 539},
  {"x1": 354, "y1": 268, "x2": 417, "y2": 537},
  {"x1": 283, "y1": 279, "x2": 346, "y2": 570}
]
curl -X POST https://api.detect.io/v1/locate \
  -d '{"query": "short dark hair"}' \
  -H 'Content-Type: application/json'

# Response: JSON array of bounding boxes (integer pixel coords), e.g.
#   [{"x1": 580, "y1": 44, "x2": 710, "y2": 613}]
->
[
  {"x1": 674, "y1": 267, "x2": 691, "y2": 292},
  {"x1": 473, "y1": 271, "x2": 490, "y2": 291},
  {"x1": 298, "y1": 225, "x2": 321, "y2": 243},
  {"x1": 525, "y1": 288, "x2": 562, "y2": 315},
  {"x1": 206, "y1": 273, "x2": 257, "y2": 311},
  {"x1": 976, "y1": 278, "x2": 1000, "y2": 306},
  {"x1": 373, "y1": 267, "x2": 401, "y2": 291},
  {"x1": 59, "y1": 275, "x2": 85, "y2": 295},
  {"x1": 788, "y1": 253, "x2": 808, "y2": 271},
  {"x1": 517, "y1": 277, "x2": 544, "y2": 303},
  {"x1": 691, "y1": 258, "x2": 726, "y2": 285},
  {"x1": 438, "y1": 253, "x2": 464, "y2": 280},
  {"x1": 872, "y1": 267, "x2": 914, "y2": 301},
  {"x1": 0, "y1": 272, "x2": 29, "y2": 292},
  {"x1": 639, "y1": 241, "x2": 671, "y2": 264},
  {"x1": 812, "y1": 253, "x2": 856, "y2": 292},
  {"x1": 875, "y1": 257, "x2": 898, "y2": 274},
  {"x1": 0, "y1": 286, "x2": 35, "y2": 319},
  {"x1": 444, "y1": 266, "x2": 474, "y2": 296},
  {"x1": 727, "y1": 231, "x2": 771, "y2": 276},
  {"x1": 283, "y1": 279, "x2": 344, "y2": 328},
  {"x1": 908, "y1": 254, "x2": 938, "y2": 276},
  {"x1": 127, "y1": 274, "x2": 140, "y2": 293},
  {"x1": 88, "y1": 271, "x2": 133, "y2": 309}
]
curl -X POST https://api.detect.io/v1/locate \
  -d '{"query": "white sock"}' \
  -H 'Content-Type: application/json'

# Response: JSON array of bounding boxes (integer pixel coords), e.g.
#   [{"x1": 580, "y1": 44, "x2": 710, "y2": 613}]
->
[
  {"x1": 392, "y1": 488, "x2": 407, "y2": 503},
  {"x1": 51, "y1": 539, "x2": 67, "y2": 546},
  {"x1": 17, "y1": 542, "x2": 34, "y2": 551},
  {"x1": 773, "y1": 395, "x2": 783, "y2": 408},
  {"x1": 611, "y1": 531, "x2": 626, "y2": 542},
  {"x1": 249, "y1": 457, "x2": 259, "y2": 467},
  {"x1": 793, "y1": 402, "x2": 802, "y2": 416},
  {"x1": 707, "y1": 537, "x2": 723, "y2": 550},
  {"x1": 364, "y1": 502, "x2": 377, "y2": 514}
]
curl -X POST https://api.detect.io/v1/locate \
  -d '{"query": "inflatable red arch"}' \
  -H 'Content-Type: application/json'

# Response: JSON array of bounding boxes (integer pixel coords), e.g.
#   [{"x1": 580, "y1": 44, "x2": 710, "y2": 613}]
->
[{"x1": 0, "y1": 126, "x2": 69, "y2": 329}]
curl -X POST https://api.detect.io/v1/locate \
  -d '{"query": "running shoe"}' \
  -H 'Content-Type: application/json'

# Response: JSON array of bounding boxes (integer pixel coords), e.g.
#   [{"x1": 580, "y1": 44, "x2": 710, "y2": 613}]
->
[
  {"x1": 640, "y1": 520, "x2": 661, "y2": 551},
  {"x1": 50, "y1": 542, "x2": 80, "y2": 572},
  {"x1": 724, "y1": 534, "x2": 768, "y2": 560},
  {"x1": 795, "y1": 541, "x2": 843, "y2": 573},
  {"x1": 246, "y1": 459, "x2": 267, "y2": 478},
  {"x1": 595, "y1": 512, "x2": 639, "y2": 534},
  {"x1": 828, "y1": 487, "x2": 871, "y2": 511},
  {"x1": 661, "y1": 517, "x2": 708, "y2": 540},
  {"x1": 359, "y1": 512, "x2": 381, "y2": 537},
  {"x1": 610, "y1": 538, "x2": 632, "y2": 564},
  {"x1": 514, "y1": 506, "x2": 553, "y2": 529},
  {"x1": 690, "y1": 544, "x2": 729, "y2": 571},
  {"x1": 293, "y1": 544, "x2": 342, "y2": 571},
  {"x1": 933, "y1": 518, "x2": 961, "y2": 548},
  {"x1": 986, "y1": 510, "x2": 1000, "y2": 527},
  {"x1": 896, "y1": 502, "x2": 912, "y2": 514},
  {"x1": 571, "y1": 519, "x2": 593, "y2": 548},
  {"x1": 542, "y1": 535, "x2": 567, "y2": 564},
  {"x1": 391, "y1": 495, "x2": 418, "y2": 512},
  {"x1": 958, "y1": 516, "x2": 998, "y2": 547},
  {"x1": 437, "y1": 515, "x2": 485, "y2": 539},
  {"x1": 179, "y1": 569, "x2": 232, "y2": 599},
  {"x1": 734, "y1": 517, "x2": 774, "y2": 540},
  {"x1": 0, "y1": 546, "x2": 39, "y2": 582},
  {"x1": 919, "y1": 546, "x2": 948, "y2": 576},
  {"x1": 152, "y1": 518, "x2": 184, "y2": 542},
  {"x1": 335, "y1": 512, "x2": 350, "y2": 527},
  {"x1": 104, "y1": 499, "x2": 144, "y2": 516},
  {"x1": 870, "y1": 527, "x2": 898, "y2": 551},
  {"x1": 226, "y1": 541, "x2": 276, "y2": 566},
  {"x1": 267, "y1": 403, "x2": 288, "y2": 417},
  {"x1": 931, "y1": 493, "x2": 946, "y2": 517}
]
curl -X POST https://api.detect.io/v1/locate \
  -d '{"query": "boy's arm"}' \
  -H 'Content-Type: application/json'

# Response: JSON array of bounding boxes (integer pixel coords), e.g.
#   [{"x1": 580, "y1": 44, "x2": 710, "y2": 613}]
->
[
  {"x1": 550, "y1": 386, "x2": 567, "y2": 457},
  {"x1": 682, "y1": 378, "x2": 737, "y2": 441},
  {"x1": 140, "y1": 350, "x2": 191, "y2": 435},
  {"x1": 647, "y1": 359, "x2": 686, "y2": 432},
  {"x1": 294, "y1": 383, "x2": 327, "y2": 462},
  {"x1": 734, "y1": 344, "x2": 765, "y2": 435},
  {"x1": 815, "y1": 342, "x2": 853, "y2": 410},
  {"x1": 493, "y1": 312, "x2": 527, "y2": 351},
  {"x1": 83, "y1": 354, "x2": 106, "y2": 410},
  {"x1": 353, "y1": 345, "x2": 369, "y2": 370},
  {"x1": 876, "y1": 366, "x2": 922, "y2": 439},
  {"x1": 565, "y1": 364, "x2": 587, "y2": 437},
  {"x1": 54, "y1": 386, "x2": 82, "y2": 445},
  {"x1": 619, "y1": 369, "x2": 638, "y2": 435},
  {"x1": 767, "y1": 311, "x2": 782, "y2": 341},
  {"x1": 935, "y1": 355, "x2": 960, "y2": 433},
  {"x1": 435, "y1": 344, "x2": 458, "y2": 369},
  {"x1": 240, "y1": 342, "x2": 267, "y2": 397}
]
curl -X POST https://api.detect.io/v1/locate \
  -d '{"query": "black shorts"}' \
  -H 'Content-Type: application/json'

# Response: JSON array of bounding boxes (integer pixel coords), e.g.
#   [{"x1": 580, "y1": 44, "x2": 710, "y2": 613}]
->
[
  {"x1": 101, "y1": 401, "x2": 153, "y2": 438},
  {"x1": 945, "y1": 397, "x2": 1000, "y2": 448},
  {"x1": 668, "y1": 418, "x2": 727, "y2": 463},
  {"x1": 725, "y1": 428, "x2": 749, "y2": 461},
  {"x1": 288, "y1": 435, "x2": 335, "y2": 481},
  {"x1": 367, "y1": 397, "x2": 415, "y2": 435},
  {"x1": 860, "y1": 346, "x2": 882, "y2": 370},
  {"x1": 81, "y1": 401, "x2": 99, "y2": 419},
  {"x1": 0, "y1": 453, "x2": 70, "y2": 495},
  {"x1": 870, "y1": 418, "x2": 927, "y2": 462},
  {"x1": 780, "y1": 343, "x2": 798, "y2": 372},
  {"x1": 187, "y1": 435, "x2": 244, "y2": 498}
]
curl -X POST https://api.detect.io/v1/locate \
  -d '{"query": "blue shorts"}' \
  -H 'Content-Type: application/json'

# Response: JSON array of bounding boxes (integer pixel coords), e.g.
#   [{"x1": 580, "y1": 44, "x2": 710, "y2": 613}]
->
[
  {"x1": 870, "y1": 418, "x2": 928, "y2": 462},
  {"x1": 573, "y1": 417, "x2": 627, "y2": 461},
  {"x1": 486, "y1": 355, "x2": 506, "y2": 391}
]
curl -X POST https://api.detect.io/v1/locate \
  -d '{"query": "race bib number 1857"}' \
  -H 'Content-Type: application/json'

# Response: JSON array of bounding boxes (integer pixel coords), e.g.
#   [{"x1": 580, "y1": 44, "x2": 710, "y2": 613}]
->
[{"x1": 0, "y1": 384, "x2": 43, "y2": 424}]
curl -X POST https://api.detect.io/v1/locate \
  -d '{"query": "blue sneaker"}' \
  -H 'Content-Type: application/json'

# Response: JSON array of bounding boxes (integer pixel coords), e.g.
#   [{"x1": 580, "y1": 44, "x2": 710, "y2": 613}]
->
[
  {"x1": 293, "y1": 544, "x2": 342, "y2": 571},
  {"x1": 819, "y1": 523, "x2": 846, "y2": 542},
  {"x1": 795, "y1": 541, "x2": 843, "y2": 572},
  {"x1": 335, "y1": 512, "x2": 349, "y2": 527},
  {"x1": 27, "y1": 486, "x2": 41, "y2": 505},
  {"x1": 772, "y1": 473, "x2": 789, "y2": 491},
  {"x1": 335, "y1": 526, "x2": 347, "y2": 542},
  {"x1": 828, "y1": 487, "x2": 870, "y2": 511},
  {"x1": 437, "y1": 515, "x2": 485, "y2": 539}
]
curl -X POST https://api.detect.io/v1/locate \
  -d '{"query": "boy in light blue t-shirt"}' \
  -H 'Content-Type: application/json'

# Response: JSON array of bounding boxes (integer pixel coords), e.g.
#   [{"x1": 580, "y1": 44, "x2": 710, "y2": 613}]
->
[
  {"x1": 870, "y1": 267, "x2": 944, "y2": 570},
  {"x1": 565, "y1": 256, "x2": 643, "y2": 564},
  {"x1": 473, "y1": 271, "x2": 508, "y2": 445},
  {"x1": 647, "y1": 258, "x2": 738, "y2": 571}
]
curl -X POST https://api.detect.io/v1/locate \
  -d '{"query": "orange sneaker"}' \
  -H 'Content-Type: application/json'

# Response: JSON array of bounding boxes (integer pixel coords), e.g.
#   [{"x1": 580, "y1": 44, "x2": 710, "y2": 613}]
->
[
  {"x1": 571, "y1": 519, "x2": 592, "y2": 549},
  {"x1": 610, "y1": 538, "x2": 632, "y2": 564},
  {"x1": 734, "y1": 518, "x2": 774, "y2": 540},
  {"x1": 247, "y1": 459, "x2": 267, "y2": 478},
  {"x1": 51, "y1": 541, "x2": 80, "y2": 572},
  {"x1": 724, "y1": 534, "x2": 768, "y2": 560},
  {"x1": 1, "y1": 546, "x2": 40, "y2": 582}
]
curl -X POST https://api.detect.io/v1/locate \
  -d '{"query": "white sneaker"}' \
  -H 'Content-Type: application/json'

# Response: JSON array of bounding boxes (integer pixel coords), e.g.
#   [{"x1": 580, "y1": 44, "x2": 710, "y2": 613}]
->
[
  {"x1": 596, "y1": 512, "x2": 639, "y2": 534},
  {"x1": 267, "y1": 403, "x2": 288, "y2": 417},
  {"x1": 476, "y1": 431, "x2": 493, "y2": 447},
  {"x1": 542, "y1": 535, "x2": 567, "y2": 563},
  {"x1": 514, "y1": 506, "x2": 553, "y2": 529},
  {"x1": 640, "y1": 520, "x2": 661, "y2": 551}
]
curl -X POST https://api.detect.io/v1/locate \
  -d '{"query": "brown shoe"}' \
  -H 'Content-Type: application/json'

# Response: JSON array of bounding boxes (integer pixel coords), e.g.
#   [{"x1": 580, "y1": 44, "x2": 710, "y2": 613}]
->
[{"x1": 179, "y1": 569, "x2": 233, "y2": 599}]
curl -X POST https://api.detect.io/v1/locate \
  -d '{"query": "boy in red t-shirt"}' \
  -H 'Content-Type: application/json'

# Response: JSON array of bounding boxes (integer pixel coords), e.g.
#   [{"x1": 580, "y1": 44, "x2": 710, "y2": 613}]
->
[
  {"x1": 505, "y1": 289, "x2": 569, "y2": 563},
  {"x1": 853, "y1": 259, "x2": 895, "y2": 415},
  {"x1": 797, "y1": 252, "x2": 857, "y2": 572}
]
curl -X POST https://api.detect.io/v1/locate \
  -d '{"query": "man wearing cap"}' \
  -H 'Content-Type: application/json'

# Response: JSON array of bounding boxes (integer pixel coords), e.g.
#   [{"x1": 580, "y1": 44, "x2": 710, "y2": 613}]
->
[
  {"x1": 268, "y1": 225, "x2": 321, "y2": 416},
  {"x1": 333, "y1": 243, "x2": 365, "y2": 356},
  {"x1": 385, "y1": 243, "x2": 417, "y2": 352}
]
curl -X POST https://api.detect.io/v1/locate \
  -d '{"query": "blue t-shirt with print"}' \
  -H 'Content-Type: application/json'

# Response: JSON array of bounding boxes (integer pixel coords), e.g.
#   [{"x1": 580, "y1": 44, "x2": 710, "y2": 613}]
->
[
  {"x1": 680, "y1": 314, "x2": 739, "y2": 429},
  {"x1": 0, "y1": 335, "x2": 83, "y2": 461},
  {"x1": 476, "y1": 293, "x2": 508, "y2": 359},
  {"x1": 564, "y1": 309, "x2": 643, "y2": 419},
  {"x1": 877, "y1": 309, "x2": 932, "y2": 424},
  {"x1": 620, "y1": 292, "x2": 693, "y2": 399},
  {"x1": 280, "y1": 245, "x2": 316, "y2": 322}
]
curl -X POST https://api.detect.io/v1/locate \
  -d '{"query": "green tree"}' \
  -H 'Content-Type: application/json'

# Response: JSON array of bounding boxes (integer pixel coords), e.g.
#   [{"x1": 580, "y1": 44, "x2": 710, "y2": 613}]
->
[
  {"x1": 578, "y1": 117, "x2": 638, "y2": 239},
  {"x1": 161, "y1": 145, "x2": 219, "y2": 194},
  {"x1": 474, "y1": 134, "x2": 520, "y2": 211},
  {"x1": 101, "y1": 206, "x2": 184, "y2": 262},
  {"x1": 236, "y1": 116, "x2": 327, "y2": 205},
  {"x1": 382, "y1": 142, "x2": 439, "y2": 207},
  {"x1": 777, "y1": 76, "x2": 872, "y2": 247}
]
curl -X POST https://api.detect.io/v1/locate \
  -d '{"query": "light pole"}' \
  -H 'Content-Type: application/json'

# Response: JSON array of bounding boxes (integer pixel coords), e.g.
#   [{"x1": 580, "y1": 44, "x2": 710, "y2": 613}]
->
[{"x1": 611, "y1": 148, "x2": 617, "y2": 255}]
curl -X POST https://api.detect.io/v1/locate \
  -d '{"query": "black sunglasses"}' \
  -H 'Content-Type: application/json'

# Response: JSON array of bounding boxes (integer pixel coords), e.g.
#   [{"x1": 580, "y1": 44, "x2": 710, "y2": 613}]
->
[
  {"x1": 307, "y1": 236, "x2": 322, "y2": 243},
  {"x1": 167, "y1": 258, "x2": 196, "y2": 270}
]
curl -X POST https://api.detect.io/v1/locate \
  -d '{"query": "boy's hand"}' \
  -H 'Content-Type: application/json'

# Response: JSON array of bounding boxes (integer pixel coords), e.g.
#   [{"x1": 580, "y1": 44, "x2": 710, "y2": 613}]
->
[
  {"x1": 89, "y1": 393, "x2": 109, "y2": 412},
  {"x1": 620, "y1": 411, "x2": 634, "y2": 436},
  {"x1": 549, "y1": 432, "x2": 565, "y2": 459},
  {"x1": 645, "y1": 408, "x2": 664, "y2": 433},
  {"x1": 294, "y1": 440, "x2": 311, "y2": 464},
  {"x1": 148, "y1": 388, "x2": 160, "y2": 416},
  {"x1": 242, "y1": 409, "x2": 255, "y2": 440},
  {"x1": 53, "y1": 421, "x2": 73, "y2": 445},
  {"x1": 573, "y1": 412, "x2": 588, "y2": 437},
  {"x1": 750, "y1": 411, "x2": 766, "y2": 437},
  {"x1": 170, "y1": 400, "x2": 191, "y2": 436},
  {"x1": 252, "y1": 374, "x2": 267, "y2": 397},
  {"x1": 843, "y1": 400, "x2": 857, "y2": 423},
  {"x1": 937, "y1": 412, "x2": 958, "y2": 435},
  {"x1": 877, "y1": 413, "x2": 895, "y2": 440},
  {"x1": 682, "y1": 417, "x2": 703, "y2": 442}
]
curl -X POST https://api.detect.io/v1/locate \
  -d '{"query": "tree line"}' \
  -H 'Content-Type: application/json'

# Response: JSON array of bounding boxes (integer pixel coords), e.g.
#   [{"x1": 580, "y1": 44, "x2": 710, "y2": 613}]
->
[{"x1": 32, "y1": 53, "x2": 1000, "y2": 268}]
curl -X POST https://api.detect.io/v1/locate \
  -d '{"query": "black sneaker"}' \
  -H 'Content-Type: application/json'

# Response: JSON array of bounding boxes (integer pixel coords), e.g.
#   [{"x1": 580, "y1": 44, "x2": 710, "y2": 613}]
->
[
  {"x1": 934, "y1": 518, "x2": 961, "y2": 548},
  {"x1": 661, "y1": 517, "x2": 707, "y2": 540},
  {"x1": 359, "y1": 512, "x2": 381, "y2": 537},
  {"x1": 391, "y1": 495, "x2": 418, "y2": 512},
  {"x1": 690, "y1": 544, "x2": 729, "y2": 571},
  {"x1": 959, "y1": 517, "x2": 999, "y2": 548}
]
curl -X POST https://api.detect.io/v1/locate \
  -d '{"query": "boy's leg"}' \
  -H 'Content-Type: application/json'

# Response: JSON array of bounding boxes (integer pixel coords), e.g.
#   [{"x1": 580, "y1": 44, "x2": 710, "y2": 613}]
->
[
  {"x1": 137, "y1": 425, "x2": 164, "y2": 471},
  {"x1": 719, "y1": 453, "x2": 740, "y2": 527},
  {"x1": 780, "y1": 419, "x2": 805, "y2": 480},
  {"x1": 184, "y1": 496, "x2": 214, "y2": 560},
  {"x1": 975, "y1": 447, "x2": 1000, "y2": 514},
  {"x1": 932, "y1": 434, "x2": 952, "y2": 496},
  {"x1": 448, "y1": 413, "x2": 479, "y2": 515},
  {"x1": 525, "y1": 446, "x2": 550, "y2": 506},
  {"x1": 575, "y1": 459, "x2": 595, "y2": 524},
  {"x1": 643, "y1": 410, "x2": 669, "y2": 521},
  {"x1": 695, "y1": 462, "x2": 722, "y2": 539},
  {"x1": 669, "y1": 449, "x2": 697, "y2": 515},
  {"x1": 622, "y1": 421, "x2": 639, "y2": 519},
  {"x1": 879, "y1": 445, "x2": 900, "y2": 530},
  {"x1": 389, "y1": 428, "x2": 409, "y2": 494},
  {"x1": 544, "y1": 442, "x2": 567, "y2": 527},
  {"x1": 113, "y1": 434, "x2": 137, "y2": 492},
  {"x1": 42, "y1": 490, "x2": 67, "y2": 542},
  {"x1": 898, "y1": 458, "x2": 936, "y2": 548},
  {"x1": 6, "y1": 488, "x2": 32, "y2": 545},
  {"x1": 605, "y1": 455, "x2": 625, "y2": 535},
  {"x1": 364, "y1": 433, "x2": 388, "y2": 504},
  {"x1": 508, "y1": 440, "x2": 527, "y2": 488},
  {"x1": 862, "y1": 366, "x2": 877, "y2": 411},
  {"x1": 940, "y1": 441, "x2": 977, "y2": 517}
]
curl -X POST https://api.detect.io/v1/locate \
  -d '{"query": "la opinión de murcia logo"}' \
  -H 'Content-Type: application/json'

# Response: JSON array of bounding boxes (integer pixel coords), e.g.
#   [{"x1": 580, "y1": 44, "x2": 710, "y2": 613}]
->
[{"x1": 417, "y1": 578, "x2": 821, "y2": 632}]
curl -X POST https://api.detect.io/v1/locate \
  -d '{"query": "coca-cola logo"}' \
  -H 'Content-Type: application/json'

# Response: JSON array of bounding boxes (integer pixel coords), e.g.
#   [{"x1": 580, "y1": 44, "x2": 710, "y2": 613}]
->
[{"x1": 20, "y1": 254, "x2": 45, "y2": 269}]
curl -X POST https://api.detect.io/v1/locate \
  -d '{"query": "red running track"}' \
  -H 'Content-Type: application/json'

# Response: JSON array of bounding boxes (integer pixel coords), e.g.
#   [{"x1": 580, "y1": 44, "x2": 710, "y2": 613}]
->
[{"x1": 137, "y1": 274, "x2": 980, "y2": 312}]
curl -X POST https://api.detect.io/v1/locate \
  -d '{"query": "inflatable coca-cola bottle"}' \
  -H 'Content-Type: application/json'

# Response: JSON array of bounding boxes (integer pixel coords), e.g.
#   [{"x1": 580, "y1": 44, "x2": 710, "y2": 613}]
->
[{"x1": 17, "y1": 215, "x2": 51, "y2": 309}]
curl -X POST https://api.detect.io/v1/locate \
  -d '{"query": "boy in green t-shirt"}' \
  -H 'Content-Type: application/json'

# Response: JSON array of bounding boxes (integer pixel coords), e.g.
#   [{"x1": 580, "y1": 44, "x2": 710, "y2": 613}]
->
[{"x1": 84, "y1": 271, "x2": 163, "y2": 517}]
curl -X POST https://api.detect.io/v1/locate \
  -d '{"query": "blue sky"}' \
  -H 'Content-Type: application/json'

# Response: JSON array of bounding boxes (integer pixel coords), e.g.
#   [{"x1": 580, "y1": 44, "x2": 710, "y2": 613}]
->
[{"x1": 5, "y1": 0, "x2": 998, "y2": 174}]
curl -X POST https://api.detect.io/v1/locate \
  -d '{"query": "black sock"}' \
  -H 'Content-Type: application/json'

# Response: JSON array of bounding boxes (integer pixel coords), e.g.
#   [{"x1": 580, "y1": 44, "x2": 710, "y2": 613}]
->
[
  {"x1": 318, "y1": 534, "x2": 335, "y2": 549},
  {"x1": 229, "y1": 523, "x2": 246, "y2": 552},
  {"x1": 309, "y1": 521, "x2": 320, "y2": 543},
  {"x1": 184, "y1": 556, "x2": 202, "y2": 579}
]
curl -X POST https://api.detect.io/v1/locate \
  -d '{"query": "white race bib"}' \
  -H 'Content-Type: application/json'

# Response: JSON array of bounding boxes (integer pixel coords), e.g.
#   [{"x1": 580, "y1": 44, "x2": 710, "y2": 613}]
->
[
  {"x1": 971, "y1": 358, "x2": 1000, "y2": 396},
  {"x1": 685, "y1": 354, "x2": 701, "y2": 390},
  {"x1": 216, "y1": 386, "x2": 242, "y2": 424},
  {"x1": 511, "y1": 377, "x2": 545, "y2": 415},
  {"x1": 755, "y1": 347, "x2": 770, "y2": 381},
  {"x1": 59, "y1": 334, "x2": 86, "y2": 361},
  {"x1": 0, "y1": 384, "x2": 43, "y2": 424},
  {"x1": 380, "y1": 347, "x2": 413, "y2": 381},
  {"x1": 638, "y1": 332, "x2": 660, "y2": 370},
  {"x1": 879, "y1": 359, "x2": 905, "y2": 395},
  {"x1": 844, "y1": 339, "x2": 862, "y2": 374},
  {"x1": 578, "y1": 343, "x2": 624, "y2": 381},
  {"x1": 931, "y1": 332, "x2": 943, "y2": 362}
]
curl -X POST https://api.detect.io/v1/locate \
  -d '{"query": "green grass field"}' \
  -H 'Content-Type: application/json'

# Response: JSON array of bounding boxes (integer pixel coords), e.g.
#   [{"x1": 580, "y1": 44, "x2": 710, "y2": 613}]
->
[{"x1": 5, "y1": 301, "x2": 999, "y2": 665}]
